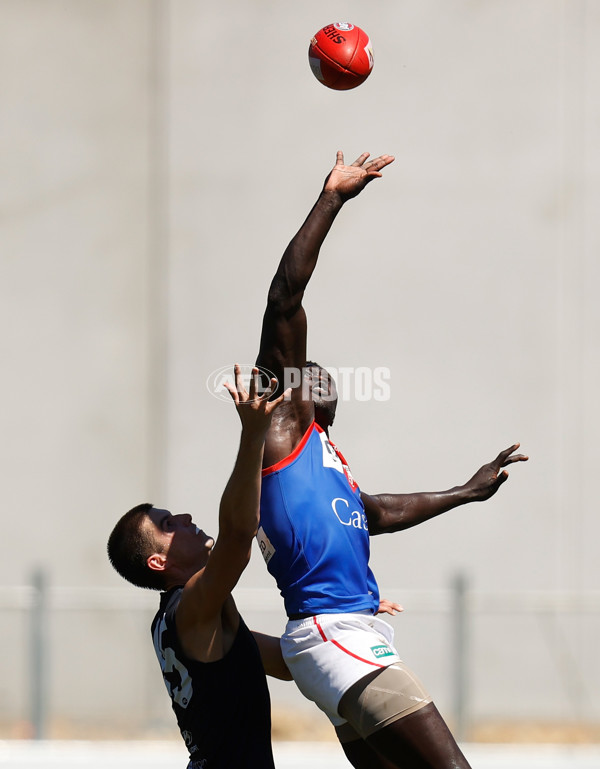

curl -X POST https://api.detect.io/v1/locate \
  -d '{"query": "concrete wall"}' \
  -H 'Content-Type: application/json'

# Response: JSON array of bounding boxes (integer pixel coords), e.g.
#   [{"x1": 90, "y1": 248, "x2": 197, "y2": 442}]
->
[{"x1": 1, "y1": 0, "x2": 599, "y2": 735}]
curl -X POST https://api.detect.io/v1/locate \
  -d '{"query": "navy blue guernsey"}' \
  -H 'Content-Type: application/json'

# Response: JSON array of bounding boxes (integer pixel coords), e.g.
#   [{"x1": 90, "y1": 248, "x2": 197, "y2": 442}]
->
[
  {"x1": 258, "y1": 421, "x2": 380, "y2": 616},
  {"x1": 151, "y1": 587, "x2": 275, "y2": 769}
]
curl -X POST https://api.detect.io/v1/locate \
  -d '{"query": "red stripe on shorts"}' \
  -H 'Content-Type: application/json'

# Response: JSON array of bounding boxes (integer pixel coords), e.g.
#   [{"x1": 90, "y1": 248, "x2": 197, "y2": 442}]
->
[
  {"x1": 313, "y1": 617, "x2": 386, "y2": 669},
  {"x1": 313, "y1": 616, "x2": 328, "y2": 642}
]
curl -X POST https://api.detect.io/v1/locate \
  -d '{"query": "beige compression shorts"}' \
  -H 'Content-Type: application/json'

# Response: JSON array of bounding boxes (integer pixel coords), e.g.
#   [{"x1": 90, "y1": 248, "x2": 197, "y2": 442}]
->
[{"x1": 336, "y1": 662, "x2": 433, "y2": 742}]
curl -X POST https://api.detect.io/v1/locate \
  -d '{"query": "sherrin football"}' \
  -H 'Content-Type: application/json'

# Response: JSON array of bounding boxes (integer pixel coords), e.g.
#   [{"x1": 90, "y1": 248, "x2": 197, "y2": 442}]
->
[{"x1": 308, "y1": 22, "x2": 374, "y2": 91}]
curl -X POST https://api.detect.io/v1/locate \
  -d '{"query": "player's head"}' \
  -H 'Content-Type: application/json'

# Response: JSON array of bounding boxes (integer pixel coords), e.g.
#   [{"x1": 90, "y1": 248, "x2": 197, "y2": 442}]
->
[
  {"x1": 304, "y1": 361, "x2": 338, "y2": 429},
  {"x1": 107, "y1": 503, "x2": 214, "y2": 590}
]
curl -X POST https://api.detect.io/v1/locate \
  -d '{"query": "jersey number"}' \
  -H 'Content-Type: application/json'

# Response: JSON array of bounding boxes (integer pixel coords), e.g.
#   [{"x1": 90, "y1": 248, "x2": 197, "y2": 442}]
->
[{"x1": 153, "y1": 617, "x2": 194, "y2": 708}]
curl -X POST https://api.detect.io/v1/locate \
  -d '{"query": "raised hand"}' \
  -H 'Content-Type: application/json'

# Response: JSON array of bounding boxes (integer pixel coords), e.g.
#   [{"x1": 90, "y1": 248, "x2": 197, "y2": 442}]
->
[
  {"x1": 323, "y1": 150, "x2": 395, "y2": 202},
  {"x1": 465, "y1": 443, "x2": 529, "y2": 502},
  {"x1": 224, "y1": 365, "x2": 290, "y2": 435}
]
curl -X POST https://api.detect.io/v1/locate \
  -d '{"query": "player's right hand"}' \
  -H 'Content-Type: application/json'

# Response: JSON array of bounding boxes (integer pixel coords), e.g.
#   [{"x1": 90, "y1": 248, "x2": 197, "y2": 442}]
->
[{"x1": 323, "y1": 150, "x2": 395, "y2": 201}]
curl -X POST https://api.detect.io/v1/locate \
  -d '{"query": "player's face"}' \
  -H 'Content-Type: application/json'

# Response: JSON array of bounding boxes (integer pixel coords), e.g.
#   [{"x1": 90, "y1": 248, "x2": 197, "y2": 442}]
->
[
  {"x1": 304, "y1": 365, "x2": 338, "y2": 426},
  {"x1": 146, "y1": 507, "x2": 214, "y2": 569}
]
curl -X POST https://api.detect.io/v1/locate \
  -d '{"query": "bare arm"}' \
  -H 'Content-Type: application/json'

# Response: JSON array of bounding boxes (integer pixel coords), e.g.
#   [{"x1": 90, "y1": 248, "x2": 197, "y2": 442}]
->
[
  {"x1": 177, "y1": 368, "x2": 287, "y2": 630},
  {"x1": 256, "y1": 151, "x2": 395, "y2": 397},
  {"x1": 363, "y1": 444, "x2": 528, "y2": 535},
  {"x1": 251, "y1": 631, "x2": 293, "y2": 680}
]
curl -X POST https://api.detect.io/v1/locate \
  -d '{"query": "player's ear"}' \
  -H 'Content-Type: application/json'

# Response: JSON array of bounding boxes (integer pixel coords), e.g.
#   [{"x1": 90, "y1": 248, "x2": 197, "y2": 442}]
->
[{"x1": 147, "y1": 553, "x2": 167, "y2": 572}]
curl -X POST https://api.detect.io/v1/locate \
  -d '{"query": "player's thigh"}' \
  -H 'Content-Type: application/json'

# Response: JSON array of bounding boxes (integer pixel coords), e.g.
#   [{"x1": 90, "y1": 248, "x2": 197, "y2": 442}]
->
[
  {"x1": 337, "y1": 663, "x2": 471, "y2": 768},
  {"x1": 338, "y1": 737, "x2": 402, "y2": 769},
  {"x1": 367, "y1": 702, "x2": 472, "y2": 769},
  {"x1": 336, "y1": 720, "x2": 432, "y2": 769},
  {"x1": 338, "y1": 661, "x2": 432, "y2": 738}
]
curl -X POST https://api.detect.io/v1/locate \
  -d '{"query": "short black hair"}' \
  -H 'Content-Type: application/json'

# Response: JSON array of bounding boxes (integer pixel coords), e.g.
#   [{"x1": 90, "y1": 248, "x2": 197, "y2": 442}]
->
[{"x1": 107, "y1": 503, "x2": 165, "y2": 591}]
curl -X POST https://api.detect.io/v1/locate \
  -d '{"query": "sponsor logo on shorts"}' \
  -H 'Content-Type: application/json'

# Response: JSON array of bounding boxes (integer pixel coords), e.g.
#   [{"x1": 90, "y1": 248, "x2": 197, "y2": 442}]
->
[{"x1": 371, "y1": 644, "x2": 395, "y2": 659}]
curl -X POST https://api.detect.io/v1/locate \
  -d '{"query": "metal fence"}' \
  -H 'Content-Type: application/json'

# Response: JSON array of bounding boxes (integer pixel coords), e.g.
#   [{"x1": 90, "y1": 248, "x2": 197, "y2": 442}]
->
[{"x1": 2, "y1": 572, "x2": 600, "y2": 742}]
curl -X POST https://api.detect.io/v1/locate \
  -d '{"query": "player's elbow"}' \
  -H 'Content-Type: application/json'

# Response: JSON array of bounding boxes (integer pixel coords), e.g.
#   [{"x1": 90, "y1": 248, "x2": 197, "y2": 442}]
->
[{"x1": 366, "y1": 517, "x2": 387, "y2": 536}]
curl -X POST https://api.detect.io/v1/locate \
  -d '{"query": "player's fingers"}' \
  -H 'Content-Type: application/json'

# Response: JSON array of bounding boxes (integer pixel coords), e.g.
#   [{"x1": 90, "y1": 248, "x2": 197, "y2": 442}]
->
[
  {"x1": 497, "y1": 469, "x2": 509, "y2": 485},
  {"x1": 233, "y1": 364, "x2": 248, "y2": 398},
  {"x1": 335, "y1": 150, "x2": 345, "y2": 165},
  {"x1": 371, "y1": 155, "x2": 395, "y2": 166},
  {"x1": 270, "y1": 387, "x2": 292, "y2": 409},
  {"x1": 222, "y1": 380, "x2": 239, "y2": 404},
  {"x1": 232, "y1": 364, "x2": 244, "y2": 394},
  {"x1": 257, "y1": 376, "x2": 277, "y2": 402},
  {"x1": 351, "y1": 152, "x2": 371, "y2": 167},
  {"x1": 248, "y1": 367, "x2": 261, "y2": 400},
  {"x1": 494, "y1": 443, "x2": 520, "y2": 465},
  {"x1": 378, "y1": 601, "x2": 403, "y2": 616},
  {"x1": 387, "y1": 602, "x2": 404, "y2": 613},
  {"x1": 504, "y1": 453, "x2": 529, "y2": 465},
  {"x1": 367, "y1": 154, "x2": 395, "y2": 172}
]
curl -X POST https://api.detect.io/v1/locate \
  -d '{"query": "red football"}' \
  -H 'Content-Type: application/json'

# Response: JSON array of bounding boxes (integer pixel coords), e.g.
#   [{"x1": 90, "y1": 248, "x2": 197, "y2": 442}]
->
[{"x1": 308, "y1": 22, "x2": 374, "y2": 91}]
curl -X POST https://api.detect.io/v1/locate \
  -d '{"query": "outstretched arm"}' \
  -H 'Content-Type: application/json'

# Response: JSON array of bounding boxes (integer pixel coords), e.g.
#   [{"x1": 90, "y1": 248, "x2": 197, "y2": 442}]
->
[
  {"x1": 256, "y1": 150, "x2": 394, "y2": 396},
  {"x1": 363, "y1": 444, "x2": 528, "y2": 535},
  {"x1": 178, "y1": 367, "x2": 288, "y2": 626}
]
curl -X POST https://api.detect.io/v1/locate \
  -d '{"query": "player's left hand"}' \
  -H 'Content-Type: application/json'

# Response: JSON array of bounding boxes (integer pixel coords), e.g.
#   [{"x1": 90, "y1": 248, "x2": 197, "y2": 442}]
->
[
  {"x1": 224, "y1": 365, "x2": 290, "y2": 436},
  {"x1": 465, "y1": 443, "x2": 529, "y2": 501},
  {"x1": 376, "y1": 598, "x2": 403, "y2": 616}
]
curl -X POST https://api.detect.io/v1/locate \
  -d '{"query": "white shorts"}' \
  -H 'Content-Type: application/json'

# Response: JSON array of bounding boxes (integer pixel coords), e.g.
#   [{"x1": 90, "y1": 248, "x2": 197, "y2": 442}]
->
[{"x1": 280, "y1": 613, "x2": 401, "y2": 726}]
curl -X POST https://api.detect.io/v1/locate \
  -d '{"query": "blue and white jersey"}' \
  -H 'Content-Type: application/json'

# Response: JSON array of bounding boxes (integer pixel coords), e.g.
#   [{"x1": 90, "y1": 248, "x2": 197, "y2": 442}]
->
[{"x1": 258, "y1": 422, "x2": 380, "y2": 616}]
